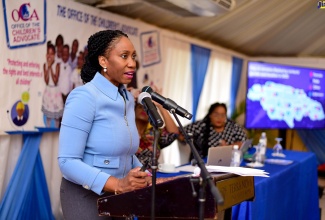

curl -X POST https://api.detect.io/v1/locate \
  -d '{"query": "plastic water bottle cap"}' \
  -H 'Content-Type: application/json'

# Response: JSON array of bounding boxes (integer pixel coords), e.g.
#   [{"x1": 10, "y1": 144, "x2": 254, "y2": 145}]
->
[{"x1": 233, "y1": 145, "x2": 239, "y2": 150}]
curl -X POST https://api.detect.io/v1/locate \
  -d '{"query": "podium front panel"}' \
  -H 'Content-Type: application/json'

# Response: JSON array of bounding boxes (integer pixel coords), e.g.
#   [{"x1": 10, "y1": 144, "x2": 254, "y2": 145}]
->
[
  {"x1": 98, "y1": 174, "x2": 255, "y2": 219},
  {"x1": 98, "y1": 176, "x2": 216, "y2": 218}
]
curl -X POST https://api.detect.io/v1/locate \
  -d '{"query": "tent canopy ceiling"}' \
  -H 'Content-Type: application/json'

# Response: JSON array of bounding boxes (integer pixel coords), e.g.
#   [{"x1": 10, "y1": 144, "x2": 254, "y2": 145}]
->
[{"x1": 74, "y1": 0, "x2": 325, "y2": 57}]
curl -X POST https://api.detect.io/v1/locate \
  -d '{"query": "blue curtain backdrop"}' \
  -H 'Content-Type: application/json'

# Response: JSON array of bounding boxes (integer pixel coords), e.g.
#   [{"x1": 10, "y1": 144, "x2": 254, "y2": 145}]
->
[
  {"x1": 190, "y1": 44, "x2": 211, "y2": 122},
  {"x1": 229, "y1": 57, "x2": 243, "y2": 117},
  {"x1": 297, "y1": 130, "x2": 325, "y2": 164},
  {"x1": 0, "y1": 132, "x2": 54, "y2": 220}
]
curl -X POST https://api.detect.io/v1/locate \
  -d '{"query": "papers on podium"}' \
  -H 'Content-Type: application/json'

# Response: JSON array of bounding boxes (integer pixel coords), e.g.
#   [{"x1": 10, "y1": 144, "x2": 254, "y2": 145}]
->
[
  {"x1": 206, "y1": 165, "x2": 269, "y2": 177},
  {"x1": 177, "y1": 165, "x2": 269, "y2": 177}
]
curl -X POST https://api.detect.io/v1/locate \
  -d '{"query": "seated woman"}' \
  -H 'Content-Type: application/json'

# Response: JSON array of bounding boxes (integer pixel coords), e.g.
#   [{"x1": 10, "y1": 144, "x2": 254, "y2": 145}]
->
[
  {"x1": 178, "y1": 102, "x2": 247, "y2": 159},
  {"x1": 134, "y1": 88, "x2": 179, "y2": 169}
]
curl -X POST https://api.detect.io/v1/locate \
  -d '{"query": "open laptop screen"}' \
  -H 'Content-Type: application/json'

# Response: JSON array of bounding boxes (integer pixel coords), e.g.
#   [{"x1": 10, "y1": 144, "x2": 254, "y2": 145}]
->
[
  {"x1": 206, "y1": 145, "x2": 233, "y2": 166},
  {"x1": 206, "y1": 139, "x2": 252, "y2": 166}
]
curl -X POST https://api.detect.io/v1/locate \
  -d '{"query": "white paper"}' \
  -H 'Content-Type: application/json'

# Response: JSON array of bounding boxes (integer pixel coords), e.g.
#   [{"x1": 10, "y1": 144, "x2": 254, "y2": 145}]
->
[
  {"x1": 206, "y1": 165, "x2": 269, "y2": 177},
  {"x1": 177, "y1": 164, "x2": 269, "y2": 177}
]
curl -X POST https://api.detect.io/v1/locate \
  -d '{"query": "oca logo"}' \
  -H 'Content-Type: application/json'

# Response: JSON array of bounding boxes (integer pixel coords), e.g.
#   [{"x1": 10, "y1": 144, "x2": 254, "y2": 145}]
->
[{"x1": 11, "y1": 3, "x2": 39, "y2": 22}]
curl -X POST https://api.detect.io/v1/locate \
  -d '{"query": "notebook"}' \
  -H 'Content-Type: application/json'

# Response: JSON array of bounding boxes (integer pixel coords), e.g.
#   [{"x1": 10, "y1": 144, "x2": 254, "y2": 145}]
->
[{"x1": 206, "y1": 139, "x2": 253, "y2": 166}]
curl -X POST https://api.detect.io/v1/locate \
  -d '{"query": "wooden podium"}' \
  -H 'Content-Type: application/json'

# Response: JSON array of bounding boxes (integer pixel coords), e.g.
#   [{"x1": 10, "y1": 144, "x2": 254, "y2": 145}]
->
[{"x1": 97, "y1": 174, "x2": 254, "y2": 219}]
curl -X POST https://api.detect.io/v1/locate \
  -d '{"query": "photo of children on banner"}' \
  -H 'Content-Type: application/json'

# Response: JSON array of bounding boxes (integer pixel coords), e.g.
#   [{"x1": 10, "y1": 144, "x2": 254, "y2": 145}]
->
[{"x1": 41, "y1": 34, "x2": 88, "y2": 128}]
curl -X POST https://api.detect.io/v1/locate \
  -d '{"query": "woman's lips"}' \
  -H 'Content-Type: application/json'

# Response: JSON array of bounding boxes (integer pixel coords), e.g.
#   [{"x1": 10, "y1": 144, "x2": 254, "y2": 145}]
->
[{"x1": 124, "y1": 71, "x2": 134, "y2": 79}]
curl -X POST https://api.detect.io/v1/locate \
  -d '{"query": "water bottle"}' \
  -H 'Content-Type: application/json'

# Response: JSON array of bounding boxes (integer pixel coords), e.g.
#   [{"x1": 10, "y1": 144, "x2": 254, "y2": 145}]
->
[
  {"x1": 230, "y1": 145, "x2": 241, "y2": 167},
  {"x1": 259, "y1": 132, "x2": 267, "y2": 156},
  {"x1": 254, "y1": 143, "x2": 264, "y2": 166}
]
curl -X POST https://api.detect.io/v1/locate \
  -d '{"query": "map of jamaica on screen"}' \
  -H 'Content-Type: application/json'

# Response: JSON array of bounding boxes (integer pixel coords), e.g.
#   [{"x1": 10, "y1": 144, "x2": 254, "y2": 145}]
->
[{"x1": 246, "y1": 61, "x2": 325, "y2": 129}]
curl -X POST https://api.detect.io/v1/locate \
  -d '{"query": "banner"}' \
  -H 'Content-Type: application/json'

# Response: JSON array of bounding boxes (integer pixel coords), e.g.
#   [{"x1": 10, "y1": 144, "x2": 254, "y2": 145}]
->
[{"x1": 1, "y1": 0, "x2": 165, "y2": 132}]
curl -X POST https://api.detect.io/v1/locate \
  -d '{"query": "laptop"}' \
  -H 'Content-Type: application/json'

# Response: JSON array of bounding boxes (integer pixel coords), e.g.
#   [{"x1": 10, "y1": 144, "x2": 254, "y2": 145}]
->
[{"x1": 206, "y1": 139, "x2": 253, "y2": 166}]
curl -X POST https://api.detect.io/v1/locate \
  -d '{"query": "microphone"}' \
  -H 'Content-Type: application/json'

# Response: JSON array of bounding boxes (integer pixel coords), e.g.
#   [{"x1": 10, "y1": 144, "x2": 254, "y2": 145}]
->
[
  {"x1": 142, "y1": 86, "x2": 193, "y2": 120},
  {"x1": 138, "y1": 92, "x2": 164, "y2": 128}
]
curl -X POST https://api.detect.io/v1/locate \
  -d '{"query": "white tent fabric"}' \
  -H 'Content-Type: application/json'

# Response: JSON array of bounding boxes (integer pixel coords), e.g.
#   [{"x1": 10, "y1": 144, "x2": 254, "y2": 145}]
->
[
  {"x1": 158, "y1": 36, "x2": 233, "y2": 166},
  {"x1": 158, "y1": 36, "x2": 192, "y2": 166},
  {"x1": 196, "y1": 51, "x2": 232, "y2": 121}
]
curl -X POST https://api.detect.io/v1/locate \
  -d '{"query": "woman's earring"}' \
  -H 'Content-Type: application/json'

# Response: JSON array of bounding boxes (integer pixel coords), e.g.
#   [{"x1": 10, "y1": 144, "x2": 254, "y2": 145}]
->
[{"x1": 103, "y1": 67, "x2": 107, "y2": 72}]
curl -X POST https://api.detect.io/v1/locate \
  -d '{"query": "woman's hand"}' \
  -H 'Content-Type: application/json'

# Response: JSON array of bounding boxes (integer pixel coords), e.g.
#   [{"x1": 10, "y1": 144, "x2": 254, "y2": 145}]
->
[
  {"x1": 116, "y1": 167, "x2": 150, "y2": 193},
  {"x1": 46, "y1": 55, "x2": 54, "y2": 68},
  {"x1": 219, "y1": 139, "x2": 228, "y2": 146}
]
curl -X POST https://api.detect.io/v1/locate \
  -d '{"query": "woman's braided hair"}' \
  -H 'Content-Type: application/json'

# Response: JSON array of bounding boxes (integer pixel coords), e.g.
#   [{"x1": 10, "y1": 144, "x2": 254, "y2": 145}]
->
[{"x1": 81, "y1": 30, "x2": 128, "y2": 84}]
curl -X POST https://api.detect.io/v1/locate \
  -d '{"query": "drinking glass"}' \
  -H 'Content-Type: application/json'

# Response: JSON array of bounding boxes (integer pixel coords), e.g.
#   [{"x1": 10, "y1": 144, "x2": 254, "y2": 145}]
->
[
  {"x1": 272, "y1": 138, "x2": 285, "y2": 157},
  {"x1": 246, "y1": 144, "x2": 264, "y2": 168}
]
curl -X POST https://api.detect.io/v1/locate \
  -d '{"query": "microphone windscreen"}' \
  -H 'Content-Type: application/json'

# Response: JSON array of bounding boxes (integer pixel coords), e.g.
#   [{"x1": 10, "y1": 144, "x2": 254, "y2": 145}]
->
[
  {"x1": 141, "y1": 86, "x2": 153, "y2": 93},
  {"x1": 138, "y1": 92, "x2": 151, "y2": 104}
]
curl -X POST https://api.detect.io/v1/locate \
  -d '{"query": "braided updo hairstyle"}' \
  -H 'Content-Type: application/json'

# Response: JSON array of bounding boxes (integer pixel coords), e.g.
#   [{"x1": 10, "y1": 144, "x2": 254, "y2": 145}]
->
[{"x1": 81, "y1": 30, "x2": 128, "y2": 84}]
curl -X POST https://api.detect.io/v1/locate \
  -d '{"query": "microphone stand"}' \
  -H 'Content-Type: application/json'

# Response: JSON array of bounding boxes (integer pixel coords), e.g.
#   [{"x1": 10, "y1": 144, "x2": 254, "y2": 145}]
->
[
  {"x1": 170, "y1": 110, "x2": 224, "y2": 220},
  {"x1": 147, "y1": 118, "x2": 160, "y2": 220}
]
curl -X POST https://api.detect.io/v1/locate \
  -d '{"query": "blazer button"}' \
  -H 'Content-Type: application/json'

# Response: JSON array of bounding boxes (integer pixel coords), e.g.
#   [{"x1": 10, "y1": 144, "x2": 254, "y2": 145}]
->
[{"x1": 104, "y1": 159, "x2": 110, "y2": 165}]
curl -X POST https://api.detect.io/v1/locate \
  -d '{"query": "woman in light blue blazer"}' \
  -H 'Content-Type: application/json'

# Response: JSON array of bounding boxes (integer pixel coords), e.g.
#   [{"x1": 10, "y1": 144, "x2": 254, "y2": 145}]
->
[{"x1": 58, "y1": 30, "x2": 150, "y2": 219}]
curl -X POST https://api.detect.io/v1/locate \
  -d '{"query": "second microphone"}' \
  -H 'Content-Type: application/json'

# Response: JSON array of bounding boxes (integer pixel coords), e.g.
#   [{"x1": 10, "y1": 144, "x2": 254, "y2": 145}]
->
[{"x1": 141, "y1": 86, "x2": 193, "y2": 120}]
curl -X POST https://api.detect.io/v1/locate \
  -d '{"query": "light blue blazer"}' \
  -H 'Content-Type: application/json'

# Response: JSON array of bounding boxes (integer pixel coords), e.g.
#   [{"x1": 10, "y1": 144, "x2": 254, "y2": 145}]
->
[{"x1": 58, "y1": 73, "x2": 141, "y2": 195}]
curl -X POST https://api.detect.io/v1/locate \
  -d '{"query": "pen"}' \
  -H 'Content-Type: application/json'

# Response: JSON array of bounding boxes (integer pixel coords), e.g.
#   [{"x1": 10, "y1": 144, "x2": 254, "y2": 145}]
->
[{"x1": 140, "y1": 160, "x2": 149, "y2": 172}]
